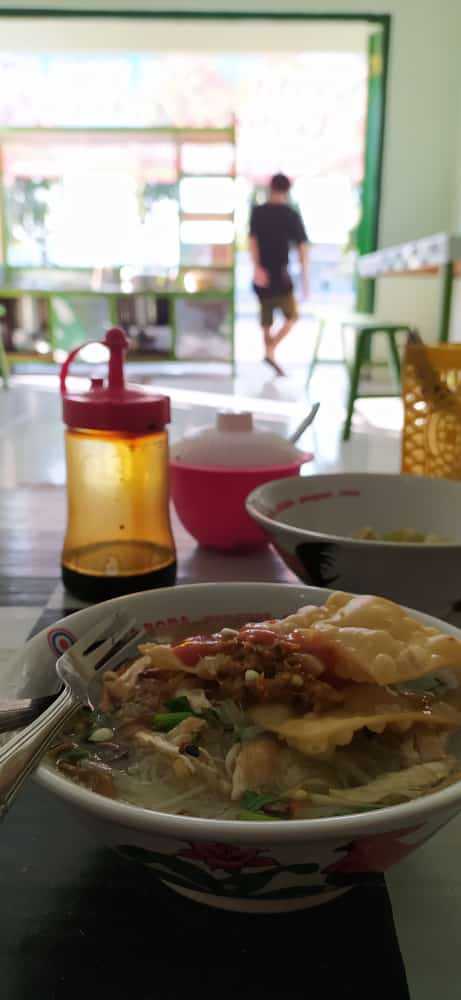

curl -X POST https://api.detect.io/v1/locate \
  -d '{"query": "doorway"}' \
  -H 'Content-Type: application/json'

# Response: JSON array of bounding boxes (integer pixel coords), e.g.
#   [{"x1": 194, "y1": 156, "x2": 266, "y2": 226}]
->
[{"x1": 0, "y1": 12, "x2": 389, "y2": 365}]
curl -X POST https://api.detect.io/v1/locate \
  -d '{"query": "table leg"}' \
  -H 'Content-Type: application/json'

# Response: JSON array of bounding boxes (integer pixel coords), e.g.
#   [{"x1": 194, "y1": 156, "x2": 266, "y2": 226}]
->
[
  {"x1": 439, "y1": 260, "x2": 453, "y2": 343},
  {"x1": 361, "y1": 331, "x2": 372, "y2": 365},
  {"x1": 387, "y1": 331, "x2": 401, "y2": 387},
  {"x1": 340, "y1": 322, "x2": 350, "y2": 374},
  {"x1": 306, "y1": 318, "x2": 325, "y2": 387}
]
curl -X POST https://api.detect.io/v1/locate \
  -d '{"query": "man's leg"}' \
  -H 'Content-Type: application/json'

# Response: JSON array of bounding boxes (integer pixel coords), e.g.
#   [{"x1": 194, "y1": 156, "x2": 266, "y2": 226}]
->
[
  {"x1": 260, "y1": 299, "x2": 285, "y2": 375},
  {"x1": 272, "y1": 316, "x2": 296, "y2": 348},
  {"x1": 270, "y1": 294, "x2": 298, "y2": 354},
  {"x1": 260, "y1": 299, "x2": 274, "y2": 357},
  {"x1": 264, "y1": 317, "x2": 295, "y2": 375},
  {"x1": 265, "y1": 320, "x2": 286, "y2": 376},
  {"x1": 263, "y1": 324, "x2": 273, "y2": 354}
]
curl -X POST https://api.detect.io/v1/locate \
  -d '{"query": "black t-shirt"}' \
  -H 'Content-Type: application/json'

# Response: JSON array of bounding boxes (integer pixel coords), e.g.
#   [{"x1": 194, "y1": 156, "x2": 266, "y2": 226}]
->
[{"x1": 250, "y1": 202, "x2": 308, "y2": 296}]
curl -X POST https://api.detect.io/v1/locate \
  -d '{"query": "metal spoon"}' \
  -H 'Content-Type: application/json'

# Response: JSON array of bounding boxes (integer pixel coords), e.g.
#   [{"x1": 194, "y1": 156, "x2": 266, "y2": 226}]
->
[
  {"x1": 288, "y1": 402, "x2": 320, "y2": 444},
  {"x1": 0, "y1": 695, "x2": 58, "y2": 733}
]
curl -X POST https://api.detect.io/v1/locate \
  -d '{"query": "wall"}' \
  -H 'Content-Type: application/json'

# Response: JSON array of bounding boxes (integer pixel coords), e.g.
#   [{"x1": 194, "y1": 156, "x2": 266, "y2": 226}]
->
[{"x1": 451, "y1": 92, "x2": 461, "y2": 232}]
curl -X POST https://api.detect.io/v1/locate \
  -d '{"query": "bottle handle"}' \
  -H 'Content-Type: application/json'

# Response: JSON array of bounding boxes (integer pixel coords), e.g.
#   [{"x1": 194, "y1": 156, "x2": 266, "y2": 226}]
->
[
  {"x1": 60, "y1": 340, "x2": 102, "y2": 396},
  {"x1": 60, "y1": 328, "x2": 128, "y2": 395}
]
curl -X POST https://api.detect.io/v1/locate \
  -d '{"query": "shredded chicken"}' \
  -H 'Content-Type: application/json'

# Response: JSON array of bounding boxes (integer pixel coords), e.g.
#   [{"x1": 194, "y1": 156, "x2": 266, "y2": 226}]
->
[
  {"x1": 310, "y1": 759, "x2": 457, "y2": 807},
  {"x1": 134, "y1": 728, "x2": 230, "y2": 795},
  {"x1": 168, "y1": 716, "x2": 207, "y2": 748},
  {"x1": 399, "y1": 726, "x2": 451, "y2": 767},
  {"x1": 225, "y1": 742, "x2": 241, "y2": 777},
  {"x1": 138, "y1": 644, "x2": 235, "y2": 678},
  {"x1": 134, "y1": 728, "x2": 189, "y2": 760},
  {"x1": 101, "y1": 656, "x2": 151, "y2": 707},
  {"x1": 230, "y1": 736, "x2": 281, "y2": 801},
  {"x1": 175, "y1": 686, "x2": 211, "y2": 712}
]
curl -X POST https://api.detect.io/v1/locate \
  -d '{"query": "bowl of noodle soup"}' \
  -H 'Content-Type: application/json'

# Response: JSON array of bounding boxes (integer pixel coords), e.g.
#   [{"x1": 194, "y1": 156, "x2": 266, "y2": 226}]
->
[{"x1": 7, "y1": 582, "x2": 461, "y2": 913}]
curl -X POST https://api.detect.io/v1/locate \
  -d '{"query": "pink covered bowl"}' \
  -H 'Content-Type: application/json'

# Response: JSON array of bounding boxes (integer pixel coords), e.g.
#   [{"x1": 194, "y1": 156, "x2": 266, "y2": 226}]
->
[
  {"x1": 170, "y1": 458, "x2": 311, "y2": 551},
  {"x1": 170, "y1": 411, "x2": 312, "y2": 550}
]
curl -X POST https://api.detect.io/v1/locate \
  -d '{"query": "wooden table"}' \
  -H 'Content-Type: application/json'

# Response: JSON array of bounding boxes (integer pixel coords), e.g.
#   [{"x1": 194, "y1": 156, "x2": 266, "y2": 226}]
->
[
  {"x1": 1, "y1": 486, "x2": 459, "y2": 999},
  {"x1": 0, "y1": 485, "x2": 293, "y2": 583}
]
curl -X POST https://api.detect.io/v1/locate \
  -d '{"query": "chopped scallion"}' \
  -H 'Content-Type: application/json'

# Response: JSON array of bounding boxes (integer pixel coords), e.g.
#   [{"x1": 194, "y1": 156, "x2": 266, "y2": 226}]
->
[
  {"x1": 237, "y1": 809, "x2": 278, "y2": 822},
  {"x1": 241, "y1": 790, "x2": 283, "y2": 812},
  {"x1": 165, "y1": 696, "x2": 193, "y2": 713},
  {"x1": 152, "y1": 711, "x2": 194, "y2": 732}
]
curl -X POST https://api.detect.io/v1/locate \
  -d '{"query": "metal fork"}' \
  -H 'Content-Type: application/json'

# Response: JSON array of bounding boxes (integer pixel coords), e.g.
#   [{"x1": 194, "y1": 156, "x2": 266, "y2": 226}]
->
[{"x1": 0, "y1": 612, "x2": 143, "y2": 819}]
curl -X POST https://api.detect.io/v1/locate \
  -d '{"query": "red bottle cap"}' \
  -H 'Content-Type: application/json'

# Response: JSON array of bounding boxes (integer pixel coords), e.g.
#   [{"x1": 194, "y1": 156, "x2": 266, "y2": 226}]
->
[{"x1": 60, "y1": 328, "x2": 170, "y2": 432}]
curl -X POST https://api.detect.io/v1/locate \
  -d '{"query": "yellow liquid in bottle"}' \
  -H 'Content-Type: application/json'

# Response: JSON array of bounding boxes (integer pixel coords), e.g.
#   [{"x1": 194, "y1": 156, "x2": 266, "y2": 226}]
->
[{"x1": 62, "y1": 427, "x2": 176, "y2": 600}]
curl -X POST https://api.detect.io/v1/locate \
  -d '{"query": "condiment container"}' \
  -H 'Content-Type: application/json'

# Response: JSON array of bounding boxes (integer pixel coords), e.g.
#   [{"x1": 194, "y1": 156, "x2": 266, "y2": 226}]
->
[{"x1": 61, "y1": 327, "x2": 176, "y2": 600}]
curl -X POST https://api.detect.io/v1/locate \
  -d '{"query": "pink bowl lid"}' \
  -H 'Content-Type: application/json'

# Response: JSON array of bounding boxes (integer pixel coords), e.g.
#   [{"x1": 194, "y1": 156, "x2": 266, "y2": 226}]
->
[{"x1": 171, "y1": 411, "x2": 311, "y2": 469}]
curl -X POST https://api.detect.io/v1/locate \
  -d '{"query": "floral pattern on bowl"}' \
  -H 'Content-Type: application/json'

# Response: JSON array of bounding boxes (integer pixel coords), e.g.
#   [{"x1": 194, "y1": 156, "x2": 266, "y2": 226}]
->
[{"x1": 113, "y1": 820, "x2": 437, "y2": 911}]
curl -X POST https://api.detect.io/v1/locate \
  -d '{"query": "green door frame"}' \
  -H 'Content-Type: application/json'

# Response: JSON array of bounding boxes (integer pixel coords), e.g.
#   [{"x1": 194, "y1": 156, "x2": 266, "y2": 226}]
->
[
  {"x1": 0, "y1": 9, "x2": 391, "y2": 311},
  {"x1": 356, "y1": 28, "x2": 389, "y2": 312}
]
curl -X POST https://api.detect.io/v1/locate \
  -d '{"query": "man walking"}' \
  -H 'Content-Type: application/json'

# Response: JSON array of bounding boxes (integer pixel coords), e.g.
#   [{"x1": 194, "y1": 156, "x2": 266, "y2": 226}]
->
[{"x1": 249, "y1": 173, "x2": 309, "y2": 376}]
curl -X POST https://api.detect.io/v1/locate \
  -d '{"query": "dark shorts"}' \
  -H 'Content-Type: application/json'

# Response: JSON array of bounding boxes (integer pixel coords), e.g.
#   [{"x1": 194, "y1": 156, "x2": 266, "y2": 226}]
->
[{"x1": 259, "y1": 292, "x2": 298, "y2": 327}]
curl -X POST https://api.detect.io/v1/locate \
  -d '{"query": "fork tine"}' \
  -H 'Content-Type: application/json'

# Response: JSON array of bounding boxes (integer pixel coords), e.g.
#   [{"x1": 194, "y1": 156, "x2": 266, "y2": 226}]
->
[
  {"x1": 71, "y1": 612, "x2": 118, "y2": 654},
  {"x1": 112, "y1": 617, "x2": 140, "y2": 647},
  {"x1": 83, "y1": 635, "x2": 115, "y2": 666},
  {"x1": 93, "y1": 629, "x2": 148, "y2": 675},
  {"x1": 84, "y1": 617, "x2": 140, "y2": 670}
]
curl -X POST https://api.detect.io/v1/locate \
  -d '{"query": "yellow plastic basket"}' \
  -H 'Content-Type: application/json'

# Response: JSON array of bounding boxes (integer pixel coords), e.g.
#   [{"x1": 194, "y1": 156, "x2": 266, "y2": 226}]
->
[{"x1": 402, "y1": 343, "x2": 461, "y2": 479}]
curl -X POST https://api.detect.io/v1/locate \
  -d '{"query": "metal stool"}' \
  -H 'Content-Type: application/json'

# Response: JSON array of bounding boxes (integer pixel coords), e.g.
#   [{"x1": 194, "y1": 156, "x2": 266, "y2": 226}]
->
[
  {"x1": 306, "y1": 310, "x2": 412, "y2": 440},
  {"x1": 306, "y1": 308, "x2": 378, "y2": 385},
  {"x1": 342, "y1": 321, "x2": 413, "y2": 440}
]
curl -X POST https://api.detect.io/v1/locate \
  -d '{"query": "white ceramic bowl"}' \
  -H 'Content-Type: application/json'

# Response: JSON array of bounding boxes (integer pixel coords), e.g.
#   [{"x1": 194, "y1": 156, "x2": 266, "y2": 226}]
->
[
  {"x1": 246, "y1": 473, "x2": 461, "y2": 618},
  {"x1": 8, "y1": 582, "x2": 461, "y2": 913}
]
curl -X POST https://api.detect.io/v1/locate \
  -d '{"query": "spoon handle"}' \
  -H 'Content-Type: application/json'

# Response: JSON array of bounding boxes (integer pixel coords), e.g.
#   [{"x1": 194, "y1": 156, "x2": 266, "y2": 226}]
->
[
  {"x1": 0, "y1": 685, "x2": 76, "y2": 819},
  {"x1": 289, "y1": 402, "x2": 320, "y2": 444},
  {"x1": 0, "y1": 694, "x2": 58, "y2": 733}
]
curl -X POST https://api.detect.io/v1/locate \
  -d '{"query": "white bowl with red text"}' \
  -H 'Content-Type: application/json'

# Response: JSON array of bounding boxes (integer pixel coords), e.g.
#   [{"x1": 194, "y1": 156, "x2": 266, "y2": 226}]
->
[{"x1": 246, "y1": 473, "x2": 461, "y2": 619}]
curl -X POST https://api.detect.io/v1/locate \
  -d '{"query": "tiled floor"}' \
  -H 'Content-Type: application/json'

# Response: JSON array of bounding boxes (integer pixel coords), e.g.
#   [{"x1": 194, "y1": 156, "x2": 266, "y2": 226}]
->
[{"x1": 0, "y1": 352, "x2": 402, "y2": 488}]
